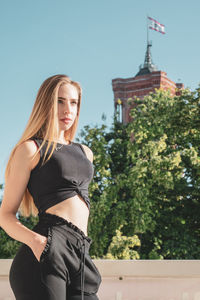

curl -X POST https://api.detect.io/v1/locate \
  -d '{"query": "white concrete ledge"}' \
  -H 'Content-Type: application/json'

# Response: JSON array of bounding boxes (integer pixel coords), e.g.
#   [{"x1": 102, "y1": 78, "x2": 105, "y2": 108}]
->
[
  {"x1": 1, "y1": 260, "x2": 200, "y2": 300},
  {"x1": 0, "y1": 259, "x2": 200, "y2": 277},
  {"x1": 1, "y1": 259, "x2": 200, "y2": 278},
  {"x1": 94, "y1": 259, "x2": 200, "y2": 278},
  {"x1": 0, "y1": 259, "x2": 13, "y2": 277}
]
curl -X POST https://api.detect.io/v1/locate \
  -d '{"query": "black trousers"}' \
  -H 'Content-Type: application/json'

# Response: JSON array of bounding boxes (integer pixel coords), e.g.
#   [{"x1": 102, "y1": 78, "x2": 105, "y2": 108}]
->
[{"x1": 9, "y1": 212, "x2": 102, "y2": 300}]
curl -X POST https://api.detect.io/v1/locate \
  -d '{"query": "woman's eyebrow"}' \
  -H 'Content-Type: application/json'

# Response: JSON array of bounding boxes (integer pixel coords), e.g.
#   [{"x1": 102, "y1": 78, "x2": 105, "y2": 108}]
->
[
  {"x1": 58, "y1": 96, "x2": 67, "y2": 100},
  {"x1": 58, "y1": 96, "x2": 78, "y2": 101}
]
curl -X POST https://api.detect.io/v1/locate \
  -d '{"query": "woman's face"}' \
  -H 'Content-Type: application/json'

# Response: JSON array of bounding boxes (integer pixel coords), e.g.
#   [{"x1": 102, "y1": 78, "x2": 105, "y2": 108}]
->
[{"x1": 57, "y1": 83, "x2": 79, "y2": 132}]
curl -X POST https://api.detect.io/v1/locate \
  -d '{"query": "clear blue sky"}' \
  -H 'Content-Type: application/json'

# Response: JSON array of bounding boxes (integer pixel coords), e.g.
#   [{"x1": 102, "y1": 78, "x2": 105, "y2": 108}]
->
[{"x1": 0, "y1": 0, "x2": 200, "y2": 184}]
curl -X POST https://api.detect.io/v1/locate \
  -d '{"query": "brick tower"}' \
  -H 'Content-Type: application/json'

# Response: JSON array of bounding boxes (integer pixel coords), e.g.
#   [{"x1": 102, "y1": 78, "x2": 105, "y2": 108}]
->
[{"x1": 112, "y1": 42, "x2": 184, "y2": 124}]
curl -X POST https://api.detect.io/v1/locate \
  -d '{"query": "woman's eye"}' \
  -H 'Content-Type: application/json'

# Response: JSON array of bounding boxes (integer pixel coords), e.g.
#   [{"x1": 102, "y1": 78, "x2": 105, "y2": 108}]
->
[{"x1": 58, "y1": 99, "x2": 77, "y2": 105}]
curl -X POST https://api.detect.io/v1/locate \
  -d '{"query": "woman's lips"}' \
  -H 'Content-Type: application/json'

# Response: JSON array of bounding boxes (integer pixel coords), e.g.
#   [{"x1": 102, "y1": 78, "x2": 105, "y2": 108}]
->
[{"x1": 61, "y1": 118, "x2": 72, "y2": 124}]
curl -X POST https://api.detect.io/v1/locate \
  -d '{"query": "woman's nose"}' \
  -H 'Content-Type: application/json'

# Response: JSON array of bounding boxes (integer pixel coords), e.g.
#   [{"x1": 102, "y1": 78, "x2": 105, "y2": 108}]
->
[{"x1": 64, "y1": 102, "x2": 72, "y2": 113}]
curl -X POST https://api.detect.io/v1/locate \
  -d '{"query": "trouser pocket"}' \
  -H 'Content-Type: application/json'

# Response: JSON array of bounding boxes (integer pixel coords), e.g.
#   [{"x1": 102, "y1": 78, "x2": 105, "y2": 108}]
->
[{"x1": 39, "y1": 226, "x2": 53, "y2": 264}]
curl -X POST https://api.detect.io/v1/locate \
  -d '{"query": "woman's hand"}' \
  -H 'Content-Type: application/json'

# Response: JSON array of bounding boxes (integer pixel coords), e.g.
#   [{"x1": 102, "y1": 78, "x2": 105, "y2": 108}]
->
[{"x1": 31, "y1": 234, "x2": 48, "y2": 262}]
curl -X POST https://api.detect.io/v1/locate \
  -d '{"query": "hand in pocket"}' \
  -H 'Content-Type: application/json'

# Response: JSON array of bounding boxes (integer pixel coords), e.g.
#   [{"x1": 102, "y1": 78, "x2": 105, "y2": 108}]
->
[{"x1": 31, "y1": 233, "x2": 48, "y2": 262}]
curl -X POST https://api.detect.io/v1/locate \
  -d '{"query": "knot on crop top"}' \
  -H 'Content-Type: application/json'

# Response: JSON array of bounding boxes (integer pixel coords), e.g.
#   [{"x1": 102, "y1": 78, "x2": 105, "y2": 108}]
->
[{"x1": 27, "y1": 138, "x2": 94, "y2": 213}]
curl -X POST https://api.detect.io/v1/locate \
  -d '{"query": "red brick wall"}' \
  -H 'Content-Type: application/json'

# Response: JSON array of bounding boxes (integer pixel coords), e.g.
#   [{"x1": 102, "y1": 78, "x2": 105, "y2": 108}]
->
[{"x1": 112, "y1": 71, "x2": 184, "y2": 124}]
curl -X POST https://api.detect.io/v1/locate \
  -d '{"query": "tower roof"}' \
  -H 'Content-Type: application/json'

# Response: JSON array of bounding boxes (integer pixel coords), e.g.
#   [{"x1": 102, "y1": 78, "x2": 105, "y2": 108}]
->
[{"x1": 135, "y1": 41, "x2": 158, "y2": 77}]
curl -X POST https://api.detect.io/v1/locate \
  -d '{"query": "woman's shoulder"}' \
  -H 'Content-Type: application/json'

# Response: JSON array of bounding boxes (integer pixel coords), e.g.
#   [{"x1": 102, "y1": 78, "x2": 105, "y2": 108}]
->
[
  {"x1": 15, "y1": 139, "x2": 40, "y2": 161},
  {"x1": 16, "y1": 139, "x2": 38, "y2": 154},
  {"x1": 10, "y1": 139, "x2": 39, "y2": 172}
]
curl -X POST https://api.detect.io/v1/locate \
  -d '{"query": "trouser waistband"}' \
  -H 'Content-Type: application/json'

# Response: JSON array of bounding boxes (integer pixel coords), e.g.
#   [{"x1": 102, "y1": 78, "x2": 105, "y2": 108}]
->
[{"x1": 38, "y1": 211, "x2": 92, "y2": 243}]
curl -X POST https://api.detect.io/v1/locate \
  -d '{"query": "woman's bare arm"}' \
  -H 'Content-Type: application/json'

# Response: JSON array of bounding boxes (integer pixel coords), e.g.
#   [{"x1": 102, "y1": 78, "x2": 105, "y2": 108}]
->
[{"x1": 0, "y1": 140, "x2": 47, "y2": 261}]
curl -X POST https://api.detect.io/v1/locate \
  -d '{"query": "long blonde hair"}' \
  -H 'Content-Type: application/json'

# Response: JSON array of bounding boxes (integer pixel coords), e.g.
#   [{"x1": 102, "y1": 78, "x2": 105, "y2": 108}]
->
[{"x1": 4, "y1": 74, "x2": 82, "y2": 217}]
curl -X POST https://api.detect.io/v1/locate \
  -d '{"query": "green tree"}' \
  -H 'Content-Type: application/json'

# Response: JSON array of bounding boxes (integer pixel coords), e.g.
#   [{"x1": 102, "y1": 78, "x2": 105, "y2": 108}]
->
[
  {"x1": 105, "y1": 225, "x2": 140, "y2": 259},
  {"x1": 126, "y1": 88, "x2": 200, "y2": 258}
]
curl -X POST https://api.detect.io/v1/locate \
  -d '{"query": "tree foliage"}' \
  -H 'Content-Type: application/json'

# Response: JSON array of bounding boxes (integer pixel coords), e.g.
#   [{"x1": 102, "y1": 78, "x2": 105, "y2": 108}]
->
[
  {"x1": 125, "y1": 88, "x2": 200, "y2": 258},
  {"x1": 105, "y1": 225, "x2": 140, "y2": 259}
]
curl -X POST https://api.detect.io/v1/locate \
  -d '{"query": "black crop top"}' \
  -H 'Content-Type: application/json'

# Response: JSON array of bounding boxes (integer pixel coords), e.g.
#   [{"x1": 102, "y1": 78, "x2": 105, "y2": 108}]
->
[{"x1": 27, "y1": 138, "x2": 94, "y2": 213}]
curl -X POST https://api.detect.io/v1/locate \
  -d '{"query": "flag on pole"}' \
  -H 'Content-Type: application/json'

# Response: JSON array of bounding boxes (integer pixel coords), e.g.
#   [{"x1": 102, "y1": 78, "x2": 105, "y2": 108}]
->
[{"x1": 148, "y1": 17, "x2": 165, "y2": 34}]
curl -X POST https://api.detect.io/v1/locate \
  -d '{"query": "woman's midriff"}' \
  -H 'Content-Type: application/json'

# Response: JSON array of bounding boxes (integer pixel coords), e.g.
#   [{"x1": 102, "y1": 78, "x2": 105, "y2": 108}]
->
[{"x1": 45, "y1": 195, "x2": 90, "y2": 236}]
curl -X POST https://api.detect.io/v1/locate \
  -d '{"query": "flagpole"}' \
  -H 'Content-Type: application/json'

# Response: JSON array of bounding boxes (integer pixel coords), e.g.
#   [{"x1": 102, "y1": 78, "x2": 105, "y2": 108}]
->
[{"x1": 147, "y1": 15, "x2": 149, "y2": 46}]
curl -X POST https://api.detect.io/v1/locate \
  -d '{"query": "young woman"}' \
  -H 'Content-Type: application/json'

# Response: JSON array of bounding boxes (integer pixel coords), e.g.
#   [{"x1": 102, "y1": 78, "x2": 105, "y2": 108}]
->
[{"x1": 0, "y1": 74, "x2": 102, "y2": 300}]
